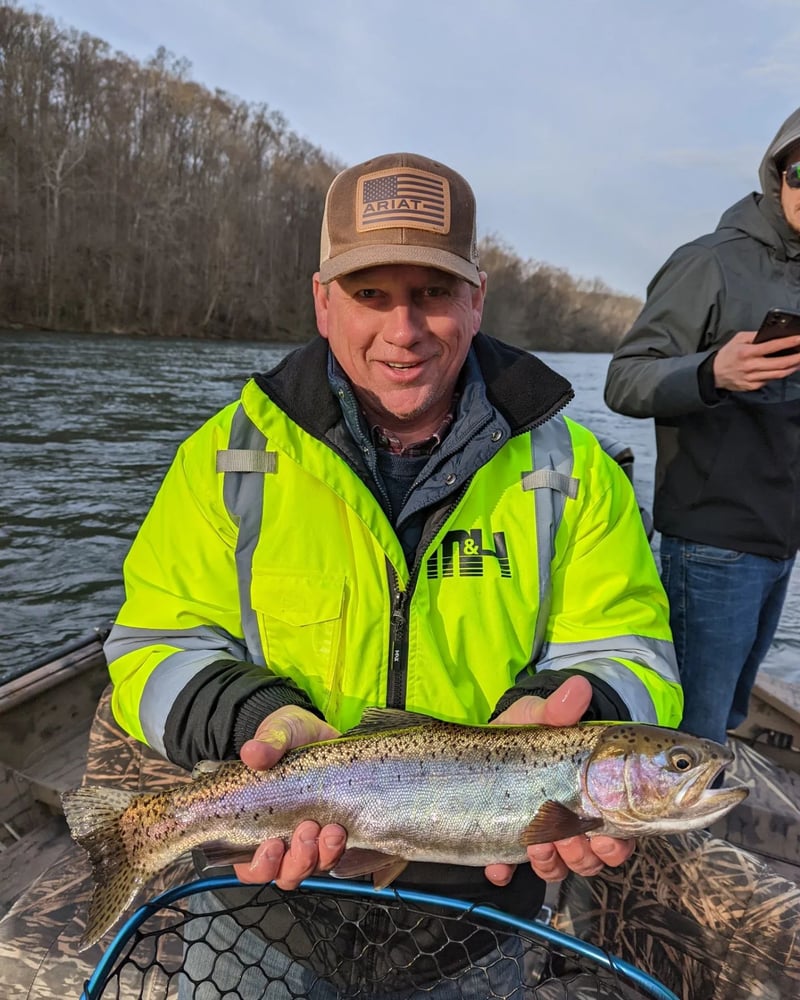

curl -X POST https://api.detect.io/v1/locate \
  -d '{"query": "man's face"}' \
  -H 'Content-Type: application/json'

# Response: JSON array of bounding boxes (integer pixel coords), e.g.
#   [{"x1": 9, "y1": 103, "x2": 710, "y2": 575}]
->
[
  {"x1": 781, "y1": 167, "x2": 800, "y2": 233},
  {"x1": 313, "y1": 264, "x2": 487, "y2": 441}
]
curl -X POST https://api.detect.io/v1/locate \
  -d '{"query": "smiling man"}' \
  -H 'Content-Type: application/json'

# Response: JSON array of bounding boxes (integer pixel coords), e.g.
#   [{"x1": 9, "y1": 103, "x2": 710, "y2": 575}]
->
[
  {"x1": 105, "y1": 152, "x2": 681, "y2": 998},
  {"x1": 314, "y1": 265, "x2": 484, "y2": 442}
]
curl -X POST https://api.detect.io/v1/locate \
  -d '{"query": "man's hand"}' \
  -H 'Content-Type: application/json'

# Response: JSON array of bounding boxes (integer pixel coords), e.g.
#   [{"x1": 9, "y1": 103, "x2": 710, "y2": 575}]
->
[
  {"x1": 713, "y1": 330, "x2": 800, "y2": 392},
  {"x1": 483, "y1": 676, "x2": 636, "y2": 886},
  {"x1": 234, "y1": 706, "x2": 347, "y2": 889}
]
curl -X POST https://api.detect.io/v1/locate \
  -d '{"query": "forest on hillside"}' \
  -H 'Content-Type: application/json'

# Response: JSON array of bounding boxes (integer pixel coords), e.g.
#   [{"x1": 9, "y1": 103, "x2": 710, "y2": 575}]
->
[{"x1": 0, "y1": 4, "x2": 641, "y2": 349}]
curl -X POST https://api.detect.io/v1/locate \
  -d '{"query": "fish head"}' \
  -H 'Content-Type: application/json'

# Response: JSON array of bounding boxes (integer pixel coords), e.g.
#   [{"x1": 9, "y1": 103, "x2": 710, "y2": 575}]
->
[{"x1": 583, "y1": 725, "x2": 748, "y2": 837}]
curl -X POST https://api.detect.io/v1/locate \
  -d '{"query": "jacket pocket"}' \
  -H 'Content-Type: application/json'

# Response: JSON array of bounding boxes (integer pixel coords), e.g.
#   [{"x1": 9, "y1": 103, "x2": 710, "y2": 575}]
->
[{"x1": 251, "y1": 572, "x2": 345, "y2": 701}]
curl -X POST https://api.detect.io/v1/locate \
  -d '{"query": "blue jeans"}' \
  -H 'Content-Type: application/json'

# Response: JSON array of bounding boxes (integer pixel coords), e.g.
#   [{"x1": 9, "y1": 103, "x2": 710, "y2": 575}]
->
[{"x1": 659, "y1": 535, "x2": 794, "y2": 745}]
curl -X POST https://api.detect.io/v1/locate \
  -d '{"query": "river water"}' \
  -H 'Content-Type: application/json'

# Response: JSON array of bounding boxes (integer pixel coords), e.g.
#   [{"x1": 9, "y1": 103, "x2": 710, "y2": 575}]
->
[{"x1": 2, "y1": 330, "x2": 799, "y2": 685}]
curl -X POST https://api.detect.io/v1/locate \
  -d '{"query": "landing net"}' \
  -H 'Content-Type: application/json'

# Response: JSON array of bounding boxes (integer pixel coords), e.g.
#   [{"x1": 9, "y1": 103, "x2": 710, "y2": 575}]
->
[{"x1": 80, "y1": 875, "x2": 678, "y2": 1000}]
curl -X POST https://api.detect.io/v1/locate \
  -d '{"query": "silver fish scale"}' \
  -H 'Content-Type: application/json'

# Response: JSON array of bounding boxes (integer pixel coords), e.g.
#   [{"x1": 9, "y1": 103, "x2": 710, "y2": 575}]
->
[
  {"x1": 153, "y1": 722, "x2": 608, "y2": 869},
  {"x1": 64, "y1": 713, "x2": 748, "y2": 950}
]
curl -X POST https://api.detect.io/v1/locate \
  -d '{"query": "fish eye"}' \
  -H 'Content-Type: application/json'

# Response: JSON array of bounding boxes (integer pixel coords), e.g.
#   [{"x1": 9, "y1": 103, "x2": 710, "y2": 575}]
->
[{"x1": 668, "y1": 749, "x2": 696, "y2": 772}]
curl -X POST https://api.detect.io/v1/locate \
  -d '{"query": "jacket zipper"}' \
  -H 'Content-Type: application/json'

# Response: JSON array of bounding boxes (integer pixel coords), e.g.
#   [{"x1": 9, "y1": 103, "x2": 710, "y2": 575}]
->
[
  {"x1": 384, "y1": 482, "x2": 469, "y2": 708},
  {"x1": 386, "y1": 579, "x2": 408, "y2": 708}
]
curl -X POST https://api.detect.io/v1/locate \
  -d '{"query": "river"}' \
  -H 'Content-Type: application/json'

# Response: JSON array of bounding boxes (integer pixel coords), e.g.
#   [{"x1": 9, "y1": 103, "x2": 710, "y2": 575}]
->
[{"x1": 2, "y1": 330, "x2": 799, "y2": 686}]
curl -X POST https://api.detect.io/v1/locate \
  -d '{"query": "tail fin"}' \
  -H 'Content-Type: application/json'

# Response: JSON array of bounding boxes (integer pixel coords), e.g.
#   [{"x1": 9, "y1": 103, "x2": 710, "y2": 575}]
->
[{"x1": 62, "y1": 784, "x2": 144, "y2": 950}]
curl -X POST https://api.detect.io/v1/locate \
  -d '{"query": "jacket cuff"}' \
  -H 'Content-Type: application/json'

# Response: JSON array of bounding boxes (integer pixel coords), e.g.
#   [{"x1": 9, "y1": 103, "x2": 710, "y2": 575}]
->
[
  {"x1": 163, "y1": 658, "x2": 321, "y2": 769},
  {"x1": 233, "y1": 685, "x2": 323, "y2": 753},
  {"x1": 697, "y1": 353, "x2": 726, "y2": 405}
]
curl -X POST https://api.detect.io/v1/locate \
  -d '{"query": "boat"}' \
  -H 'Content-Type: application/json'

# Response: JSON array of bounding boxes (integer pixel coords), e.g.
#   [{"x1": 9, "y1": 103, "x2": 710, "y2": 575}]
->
[{"x1": 0, "y1": 625, "x2": 798, "y2": 998}]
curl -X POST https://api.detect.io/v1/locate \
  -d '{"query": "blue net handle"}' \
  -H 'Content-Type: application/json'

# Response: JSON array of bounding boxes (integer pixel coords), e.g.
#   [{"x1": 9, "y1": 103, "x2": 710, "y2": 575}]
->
[{"x1": 81, "y1": 874, "x2": 680, "y2": 1000}]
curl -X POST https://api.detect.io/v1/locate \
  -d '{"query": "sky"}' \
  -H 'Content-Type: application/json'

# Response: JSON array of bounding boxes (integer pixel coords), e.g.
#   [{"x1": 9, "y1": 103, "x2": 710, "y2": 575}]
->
[{"x1": 28, "y1": 0, "x2": 800, "y2": 298}]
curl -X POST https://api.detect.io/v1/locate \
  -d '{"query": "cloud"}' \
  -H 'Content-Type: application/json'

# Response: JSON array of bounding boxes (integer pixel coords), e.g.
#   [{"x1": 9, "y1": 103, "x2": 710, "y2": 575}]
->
[{"x1": 33, "y1": 0, "x2": 800, "y2": 295}]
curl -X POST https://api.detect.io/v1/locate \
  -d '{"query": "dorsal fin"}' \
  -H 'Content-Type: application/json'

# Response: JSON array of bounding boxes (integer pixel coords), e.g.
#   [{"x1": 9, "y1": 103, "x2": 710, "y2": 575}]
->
[{"x1": 342, "y1": 707, "x2": 442, "y2": 738}]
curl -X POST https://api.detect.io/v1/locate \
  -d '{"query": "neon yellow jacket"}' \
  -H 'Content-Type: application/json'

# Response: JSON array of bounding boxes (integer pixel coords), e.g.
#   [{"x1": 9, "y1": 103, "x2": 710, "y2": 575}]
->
[{"x1": 106, "y1": 335, "x2": 681, "y2": 767}]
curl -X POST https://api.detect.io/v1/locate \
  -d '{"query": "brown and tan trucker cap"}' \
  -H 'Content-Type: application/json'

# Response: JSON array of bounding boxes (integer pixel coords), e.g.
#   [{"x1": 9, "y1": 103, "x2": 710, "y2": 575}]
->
[{"x1": 318, "y1": 152, "x2": 480, "y2": 286}]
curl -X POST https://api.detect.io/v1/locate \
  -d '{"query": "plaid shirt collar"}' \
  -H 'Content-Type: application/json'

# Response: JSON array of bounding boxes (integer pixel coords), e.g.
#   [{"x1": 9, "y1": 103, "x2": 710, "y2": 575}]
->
[{"x1": 370, "y1": 403, "x2": 457, "y2": 455}]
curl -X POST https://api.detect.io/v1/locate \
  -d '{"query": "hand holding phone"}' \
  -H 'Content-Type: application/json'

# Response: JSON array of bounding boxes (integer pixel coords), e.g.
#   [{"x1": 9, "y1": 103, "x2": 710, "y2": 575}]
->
[{"x1": 752, "y1": 308, "x2": 800, "y2": 357}]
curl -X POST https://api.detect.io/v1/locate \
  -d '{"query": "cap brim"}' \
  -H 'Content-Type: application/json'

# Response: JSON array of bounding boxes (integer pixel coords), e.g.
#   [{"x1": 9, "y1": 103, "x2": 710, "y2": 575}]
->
[{"x1": 319, "y1": 245, "x2": 481, "y2": 286}]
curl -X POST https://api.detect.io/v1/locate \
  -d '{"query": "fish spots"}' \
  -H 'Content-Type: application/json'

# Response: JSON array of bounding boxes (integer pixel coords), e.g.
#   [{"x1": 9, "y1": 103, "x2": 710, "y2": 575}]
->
[{"x1": 65, "y1": 717, "x2": 746, "y2": 950}]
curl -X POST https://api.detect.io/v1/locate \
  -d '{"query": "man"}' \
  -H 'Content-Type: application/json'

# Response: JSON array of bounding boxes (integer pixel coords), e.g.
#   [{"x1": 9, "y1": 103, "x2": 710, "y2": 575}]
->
[
  {"x1": 604, "y1": 107, "x2": 800, "y2": 748},
  {"x1": 105, "y1": 151, "x2": 681, "y2": 996}
]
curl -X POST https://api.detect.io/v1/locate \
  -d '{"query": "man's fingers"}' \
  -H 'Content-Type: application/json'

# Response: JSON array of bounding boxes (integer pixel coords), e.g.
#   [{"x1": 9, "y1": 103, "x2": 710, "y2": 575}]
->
[
  {"x1": 491, "y1": 696, "x2": 545, "y2": 726},
  {"x1": 539, "y1": 676, "x2": 593, "y2": 726},
  {"x1": 526, "y1": 834, "x2": 636, "y2": 882},
  {"x1": 240, "y1": 727, "x2": 291, "y2": 770},
  {"x1": 234, "y1": 837, "x2": 286, "y2": 884},
  {"x1": 526, "y1": 843, "x2": 570, "y2": 882},
  {"x1": 271, "y1": 821, "x2": 326, "y2": 890},
  {"x1": 590, "y1": 835, "x2": 636, "y2": 867},
  {"x1": 232, "y1": 821, "x2": 347, "y2": 887},
  {"x1": 492, "y1": 677, "x2": 594, "y2": 728},
  {"x1": 484, "y1": 862, "x2": 516, "y2": 886},
  {"x1": 316, "y1": 824, "x2": 347, "y2": 872},
  {"x1": 240, "y1": 707, "x2": 340, "y2": 770}
]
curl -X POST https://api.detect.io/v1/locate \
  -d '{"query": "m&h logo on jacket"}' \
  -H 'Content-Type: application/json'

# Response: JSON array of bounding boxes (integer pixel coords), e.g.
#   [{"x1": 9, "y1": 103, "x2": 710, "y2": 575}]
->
[{"x1": 426, "y1": 529, "x2": 511, "y2": 579}]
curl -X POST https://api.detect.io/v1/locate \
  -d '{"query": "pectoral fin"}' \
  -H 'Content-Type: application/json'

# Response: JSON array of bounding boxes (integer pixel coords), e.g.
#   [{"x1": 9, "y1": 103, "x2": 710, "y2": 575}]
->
[
  {"x1": 521, "y1": 801, "x2": 603, "y2": 845},
  {"x1": 330, "y1": 848, "x2": 409, "y2": 888}
]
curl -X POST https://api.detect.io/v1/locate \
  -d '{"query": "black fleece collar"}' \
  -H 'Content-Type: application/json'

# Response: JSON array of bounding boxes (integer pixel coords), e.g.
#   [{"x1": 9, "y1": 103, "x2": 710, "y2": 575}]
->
[{"x1": 254, "y1": 332, "x2": 574, "y2": 440}]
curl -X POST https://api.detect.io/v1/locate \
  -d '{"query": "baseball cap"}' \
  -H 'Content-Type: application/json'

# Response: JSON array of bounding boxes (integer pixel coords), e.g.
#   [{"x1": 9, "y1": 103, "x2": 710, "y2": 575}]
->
[{"x1": 318, "y1": 152, "x2": 481, "y2": 286}]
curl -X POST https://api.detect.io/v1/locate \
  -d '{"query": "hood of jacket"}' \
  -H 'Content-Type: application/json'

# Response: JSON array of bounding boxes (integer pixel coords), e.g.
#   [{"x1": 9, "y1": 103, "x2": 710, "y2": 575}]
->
[
  {"x1": 758, "y1": 106, "x2": 800, "y2": 207},
  {"x1": 717, "y1": 107, "x2": 800, "y2": 259}
]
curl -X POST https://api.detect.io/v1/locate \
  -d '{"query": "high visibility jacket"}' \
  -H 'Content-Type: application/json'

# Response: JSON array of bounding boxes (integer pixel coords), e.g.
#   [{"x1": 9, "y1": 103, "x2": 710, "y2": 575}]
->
[{"x1": 106, "y1": 334, "x2": 681, "y2": 767}]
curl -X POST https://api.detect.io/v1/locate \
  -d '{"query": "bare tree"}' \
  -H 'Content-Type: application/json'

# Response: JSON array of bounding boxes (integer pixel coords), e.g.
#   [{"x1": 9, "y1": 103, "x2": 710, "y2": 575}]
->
[{"x1": 0, "y1": 3, "x2": 638, "y2": 350}]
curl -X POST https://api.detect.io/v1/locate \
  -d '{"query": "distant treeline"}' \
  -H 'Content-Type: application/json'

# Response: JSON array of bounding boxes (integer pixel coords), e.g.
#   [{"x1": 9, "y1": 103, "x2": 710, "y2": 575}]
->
[{"x1": 0, "y1": 4, "x2": 640, "y2": 349}]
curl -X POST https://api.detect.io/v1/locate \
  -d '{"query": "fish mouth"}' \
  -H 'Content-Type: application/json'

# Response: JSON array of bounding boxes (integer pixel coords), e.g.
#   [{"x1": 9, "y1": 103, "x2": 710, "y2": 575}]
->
[
  {"x1": 675, "y1": 765, "x2": 716, "y2": 807},
  {"x1": 688, "y1": 784, "x2": 749, "y2": 825},
  {"x1": 675, "y1": 766, "x2": 749, "y2": 818},
  {"x1": 673, "y1": 750, "x2": 747, "y2": 813}
]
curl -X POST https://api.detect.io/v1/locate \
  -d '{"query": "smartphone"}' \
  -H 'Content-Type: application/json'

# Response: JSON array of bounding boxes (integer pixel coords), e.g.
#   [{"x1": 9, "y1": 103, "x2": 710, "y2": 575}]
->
[{"x1": 753, "y1": 308, "x2": 800, "y2": 357}]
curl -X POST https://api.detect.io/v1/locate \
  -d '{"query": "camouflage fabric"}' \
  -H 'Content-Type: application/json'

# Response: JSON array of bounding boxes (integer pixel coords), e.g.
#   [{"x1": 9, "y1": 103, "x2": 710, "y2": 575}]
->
[
  {"x1": 0, "y1": 685, "x2": 193, "y2": 999},
  {"x1": 709, "y1": 738, "x2": 800, "y2": 877},
  {"x1": 555, "y1": 830, "x2": 800, "y2": 1000},
  {"x1": 0, "y1": 685, "x2": 798, "y2": 999}
]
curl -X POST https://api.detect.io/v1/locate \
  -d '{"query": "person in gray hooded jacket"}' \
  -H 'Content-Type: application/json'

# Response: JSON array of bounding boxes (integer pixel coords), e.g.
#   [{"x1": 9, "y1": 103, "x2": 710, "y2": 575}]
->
[{"x1": 604, "y1": 106, "x2": 800, "y2": 747}]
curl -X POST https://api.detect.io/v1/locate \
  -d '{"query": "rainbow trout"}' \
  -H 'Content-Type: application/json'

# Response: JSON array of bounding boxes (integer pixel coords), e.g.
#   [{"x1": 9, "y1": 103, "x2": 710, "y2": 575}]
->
[{"x1": 62, "y1": 708, "x2": 747, "y2": 949}]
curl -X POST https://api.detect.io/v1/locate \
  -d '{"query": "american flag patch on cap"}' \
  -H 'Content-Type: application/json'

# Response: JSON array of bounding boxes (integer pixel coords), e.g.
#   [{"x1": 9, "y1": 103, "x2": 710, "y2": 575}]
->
[{"x1": 356, "y1": 167, "x2": 451, "y2": 234}]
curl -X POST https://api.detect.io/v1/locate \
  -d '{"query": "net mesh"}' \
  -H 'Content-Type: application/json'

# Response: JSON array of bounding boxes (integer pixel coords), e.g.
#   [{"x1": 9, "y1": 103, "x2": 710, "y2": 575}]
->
[{"x1": 82, "y1": 880, "x2": 658, "y2": 1000}]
